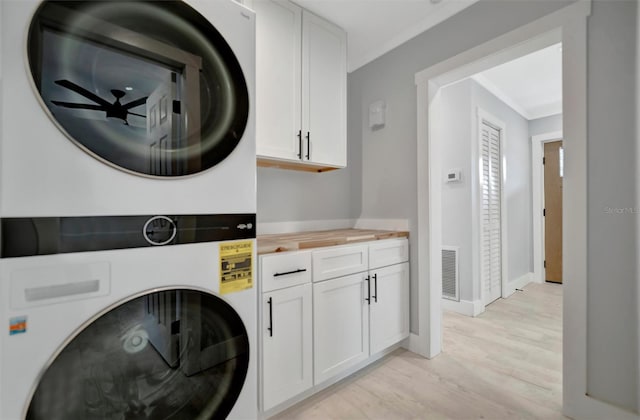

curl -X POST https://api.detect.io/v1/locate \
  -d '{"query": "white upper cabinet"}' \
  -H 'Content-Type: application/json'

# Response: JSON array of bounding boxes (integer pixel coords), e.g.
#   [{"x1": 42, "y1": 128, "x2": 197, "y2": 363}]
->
[
  {"x1": 254, "y1": 0, "x2": 347, "y2": 171},
  {"x1": 254, "y1": 0, "x2": 302, "y2": 161},
  {"x1": 301, "y1": 10, "x2": 347, "y2": 168}
]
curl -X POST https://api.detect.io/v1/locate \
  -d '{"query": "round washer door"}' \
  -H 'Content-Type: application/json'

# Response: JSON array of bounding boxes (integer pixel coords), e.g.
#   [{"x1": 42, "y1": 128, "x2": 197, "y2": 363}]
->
[
  {"x1": 26, "y1": 289, "x2": 250, "y2": 419},
  {"x1": 27, "y1": 1, "x2": 249, "y2": 177}
]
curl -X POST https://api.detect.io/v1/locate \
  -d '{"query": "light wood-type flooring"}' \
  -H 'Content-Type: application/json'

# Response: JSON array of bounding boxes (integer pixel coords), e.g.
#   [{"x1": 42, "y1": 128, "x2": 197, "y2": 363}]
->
[{"x1": 273, "y1": 282, "x2": 563, "y2": 420}]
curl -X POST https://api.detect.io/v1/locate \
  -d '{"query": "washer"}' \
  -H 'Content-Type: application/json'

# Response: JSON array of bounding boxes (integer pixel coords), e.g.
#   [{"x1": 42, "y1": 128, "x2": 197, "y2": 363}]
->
[
  {"x1": 0, "y1": 217, "x2": 258, "y2": 419},
  {"x1": 0, "y1": 0, "x2": 256, "y2": 217},
  {"x1": 0, "y1": 0, "x2": 258, "y2": 418}
]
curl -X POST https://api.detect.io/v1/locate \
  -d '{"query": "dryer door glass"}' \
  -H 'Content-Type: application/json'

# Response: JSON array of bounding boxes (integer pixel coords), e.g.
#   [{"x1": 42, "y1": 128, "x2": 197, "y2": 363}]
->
[
  {"x1": 27, "y1": 1, "x2": 249, "y2": 177},
  {"x1": 26, "y1": 289, "x2": 250, "y2": 419}
]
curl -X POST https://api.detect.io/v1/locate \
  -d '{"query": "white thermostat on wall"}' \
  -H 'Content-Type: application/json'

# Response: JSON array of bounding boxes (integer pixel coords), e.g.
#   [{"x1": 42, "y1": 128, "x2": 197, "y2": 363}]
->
[{"x1": 446, "y1": 169, "x2": 461, "y2": 183}]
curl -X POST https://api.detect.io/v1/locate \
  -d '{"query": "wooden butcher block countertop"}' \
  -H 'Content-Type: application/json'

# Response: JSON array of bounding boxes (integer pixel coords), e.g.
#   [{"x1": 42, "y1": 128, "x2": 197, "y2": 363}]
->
[{"x1": 257, "y1": 229, "x2": 409, "y2": 255}]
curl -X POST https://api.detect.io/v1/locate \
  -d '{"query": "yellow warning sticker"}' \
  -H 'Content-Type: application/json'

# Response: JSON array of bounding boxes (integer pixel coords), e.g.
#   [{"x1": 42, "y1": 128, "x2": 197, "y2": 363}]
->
[{"x1": 220, "y1": 240, "x2": 253, "y2": 295}]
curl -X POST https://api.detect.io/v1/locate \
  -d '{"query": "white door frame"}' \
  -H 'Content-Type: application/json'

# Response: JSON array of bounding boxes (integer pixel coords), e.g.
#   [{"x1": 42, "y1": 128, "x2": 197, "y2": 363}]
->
[
  {"x1": 531, "y1": 130, "x2": 563, "y2": 284},
  {"x1": 475, "y1": 108, "x2": 508, "y2": 306},
  {"x1": 414, "y1": 1, "x2": 635, "y2": 418}
]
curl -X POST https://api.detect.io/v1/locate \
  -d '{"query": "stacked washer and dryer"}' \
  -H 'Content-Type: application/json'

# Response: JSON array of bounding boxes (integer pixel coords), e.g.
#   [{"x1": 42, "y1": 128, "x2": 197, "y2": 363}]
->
[{"x1": 0, "y1": 1, "x2": 257, "y2": 418}]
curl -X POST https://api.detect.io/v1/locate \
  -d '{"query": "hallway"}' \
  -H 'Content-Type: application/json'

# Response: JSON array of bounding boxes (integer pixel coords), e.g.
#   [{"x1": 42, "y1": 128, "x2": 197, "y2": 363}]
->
[{"x1": 275, "y1": 282, "x2": 563, "y2": 419}]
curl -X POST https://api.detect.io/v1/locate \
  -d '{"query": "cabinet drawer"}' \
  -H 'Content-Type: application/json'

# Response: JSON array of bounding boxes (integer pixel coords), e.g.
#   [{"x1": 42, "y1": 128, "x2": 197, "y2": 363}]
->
[
  {"x1": 261, "y1": 251, "x2": 312, "y2": 292},
  {"x1": 369, "y1": 238, "x2": 408, "y2": 269},
  {"x1": 312, "y1": 244, "x2": 368, "y2": 282}
]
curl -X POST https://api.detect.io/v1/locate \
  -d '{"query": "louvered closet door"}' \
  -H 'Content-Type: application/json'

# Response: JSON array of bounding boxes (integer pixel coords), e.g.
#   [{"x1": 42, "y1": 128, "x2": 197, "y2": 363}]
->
[{"x1": 481, "y1": 121, "x2": 502, "y2": 305}]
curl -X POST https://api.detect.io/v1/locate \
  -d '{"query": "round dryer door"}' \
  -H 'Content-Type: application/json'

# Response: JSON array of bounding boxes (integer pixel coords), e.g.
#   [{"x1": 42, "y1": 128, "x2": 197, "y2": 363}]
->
[
  {"x1": 27, "y1": 1, "x2": 249, "y2": 177},
  {"x1": 26, "y1": 289, "x2": 250, "y2": 419}
]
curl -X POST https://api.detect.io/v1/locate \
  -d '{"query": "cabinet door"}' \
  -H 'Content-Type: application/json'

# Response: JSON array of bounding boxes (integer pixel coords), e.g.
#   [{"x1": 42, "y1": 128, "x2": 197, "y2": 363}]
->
[
  {"x1": 313, "y1": 273, "x2": 369, "y2": 385},
  {"x1": 301, "y1": 10, "x2": 347, "y2": 167},
  {"x1": 370, "y1": 263, "x2": 410, "y2": 355},
  {"x1": 262, "y1": 284, "x2": 313, "y2": 411},
  {"x1": 255, "y1": 0, "x2": 303, "y2": 162}
]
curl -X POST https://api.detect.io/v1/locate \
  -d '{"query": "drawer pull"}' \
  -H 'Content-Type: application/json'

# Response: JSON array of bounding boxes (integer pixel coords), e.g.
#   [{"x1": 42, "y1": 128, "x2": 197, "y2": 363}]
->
[{"x1": 273, "y1": 268, "x2": 307, "y2": 277}]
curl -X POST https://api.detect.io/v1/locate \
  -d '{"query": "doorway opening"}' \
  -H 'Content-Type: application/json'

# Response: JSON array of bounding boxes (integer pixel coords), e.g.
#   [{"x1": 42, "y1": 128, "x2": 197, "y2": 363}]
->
[
  {"x1": 432, "y1": 39, "x2": 565, "y2": 414},
  {"x1": 413, "y1": 2, "x2": 591, "y2": 416},
  {"x1": 439, "y1": 40, "x2": 563, "y2": 317}
]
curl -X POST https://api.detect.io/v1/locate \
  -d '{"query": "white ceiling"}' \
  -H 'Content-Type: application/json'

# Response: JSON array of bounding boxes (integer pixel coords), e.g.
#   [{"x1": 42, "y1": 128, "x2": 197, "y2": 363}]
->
[
  {"x1": 472, "y1": 43, "x2": 562, "y2": 120},
  {"x1": 293, "y1": 0, "x2": 479, "y2": 72},
  {"x1": 289, "y1": 0, "x2": 561, "y2": 119}
]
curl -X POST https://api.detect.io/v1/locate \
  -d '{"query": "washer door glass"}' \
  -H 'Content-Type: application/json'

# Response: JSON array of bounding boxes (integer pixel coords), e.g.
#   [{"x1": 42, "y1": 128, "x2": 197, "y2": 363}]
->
[
  {"x1": 27, "y1": 1, "x2": 249, "y2": 177},
  {"x1": 26, "y1": 289, "x2": 250, "y2": 419}
]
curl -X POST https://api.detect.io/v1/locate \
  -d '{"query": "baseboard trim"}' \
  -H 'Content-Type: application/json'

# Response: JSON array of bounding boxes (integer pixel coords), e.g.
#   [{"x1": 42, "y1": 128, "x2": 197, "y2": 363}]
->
[
  {"x1": 407, "y1": 332, "x2": 421, "y2": 355},
  {"x1": 257, "y1": 219, "x2": 356, "y2": 235},
  {"x1": 442, "y1": 298, "x2": 484, "y2": 317},
  {"x1": 504, "y1": 272, "x2": 534, "y2": 298},
  {"x1": 354, "y1": 218, "x2": 410, "y2": 231}
]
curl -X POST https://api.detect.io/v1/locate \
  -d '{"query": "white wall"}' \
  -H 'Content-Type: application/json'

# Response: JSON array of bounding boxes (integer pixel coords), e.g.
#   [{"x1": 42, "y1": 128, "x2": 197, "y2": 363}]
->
[
  {"x1": 349, "y1": 0, "x2": 638, "y2": 412},
  {"x1": 440, "y1": 79, "x2": 532, "y2": 304}
]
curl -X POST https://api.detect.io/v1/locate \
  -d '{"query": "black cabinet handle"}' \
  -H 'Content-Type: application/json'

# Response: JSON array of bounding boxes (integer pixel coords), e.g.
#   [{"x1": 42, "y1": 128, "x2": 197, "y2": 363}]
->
[
  {"x1": 305, "y1": 132, "x2": 310, "y2": 160},
  {"x1": 365, "y1": 275, "x2": 371, "y2": 305},
  {"x1": 372, "y1": 273, "x2": 378, "y2": 303},
  {"x1": 273, "y1": 268, "x2": 307, "y2": 277},
  {"x1": 267, "y1": 297, "x2": 273, "y2": 337},
  {"x1": 297, "y1": 130, "x2": 302, "y2": 159}
]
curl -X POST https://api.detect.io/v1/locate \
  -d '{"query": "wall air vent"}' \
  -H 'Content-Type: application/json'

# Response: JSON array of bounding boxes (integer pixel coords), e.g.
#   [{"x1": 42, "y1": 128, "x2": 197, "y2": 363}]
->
[{"x1": 442, "y1": 246, "x2": 459, "y2": 301}]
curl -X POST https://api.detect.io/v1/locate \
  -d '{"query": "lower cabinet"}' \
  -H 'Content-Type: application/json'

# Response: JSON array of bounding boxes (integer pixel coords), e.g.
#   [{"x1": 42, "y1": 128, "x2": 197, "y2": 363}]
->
[
  {"x1": 313, "y1": 272, "x2": 370, "y2": 385},
  {"x1": 313, "y1": 262, "x2": 410, "y2": 385},
  {"x1": 262, "y1": 283, "x2": 313, "y2": 411},
  {"x1": 369, "y1": 262, "x2": 410, "y2": 355},
  {"x1": 259, "y1": 238, "x2": 409, "y2": 415}
]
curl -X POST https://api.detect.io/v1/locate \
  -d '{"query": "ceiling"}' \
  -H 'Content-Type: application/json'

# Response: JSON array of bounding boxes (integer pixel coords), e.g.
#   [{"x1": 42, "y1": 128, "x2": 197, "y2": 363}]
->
[
  {"x1": 472, "y1": 43, "x2": 562, "y2": 120},
  {"x1": 289, "y1": 0, "x2": 561, "y2": 119},
  {"x1": 293, "y1": 0, "x2": 479, "y2": 72}
]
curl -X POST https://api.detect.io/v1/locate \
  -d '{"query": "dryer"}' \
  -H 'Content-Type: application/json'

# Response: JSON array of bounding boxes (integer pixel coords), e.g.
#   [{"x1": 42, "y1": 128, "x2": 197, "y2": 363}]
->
[
  {"x1": 0, "y1": 0, "x2": 256, "y2": 217},
  {"x1": 0, "y1": 0, "x2": 258, "y2": 418},
  {"x1": 0, "y1": 217, "x2": 258, "y2": 419}
]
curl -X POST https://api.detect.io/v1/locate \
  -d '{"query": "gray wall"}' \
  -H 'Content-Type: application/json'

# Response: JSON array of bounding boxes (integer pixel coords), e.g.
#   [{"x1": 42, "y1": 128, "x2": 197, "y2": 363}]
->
[
  {"x1": 529, "y1": 113, "x2": 562, "y2": 137},
  {"x1": 440, "y1": 79, "x2": 532, "y2": 303},
  {"x1": 257, "y1": 166, "x2": 355, "y2": 222},
  {"x1": 586, "y1": 0, "x2": 638, "y2": 411},
  {"x1": 440, "y1": 80, "x2": 474, "y2": 301},
  {"x1": 348, "y1": 0, "x2": 638, "y2": 412}
]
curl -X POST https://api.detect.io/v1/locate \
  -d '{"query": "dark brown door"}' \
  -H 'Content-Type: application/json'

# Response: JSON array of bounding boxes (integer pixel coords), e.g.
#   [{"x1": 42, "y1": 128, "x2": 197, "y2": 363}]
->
[{"x1": 544, "y1": 141, "x2": 563, "y2": 283}]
